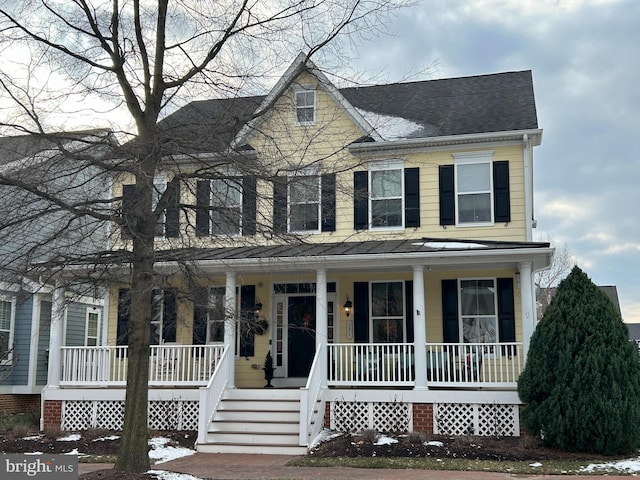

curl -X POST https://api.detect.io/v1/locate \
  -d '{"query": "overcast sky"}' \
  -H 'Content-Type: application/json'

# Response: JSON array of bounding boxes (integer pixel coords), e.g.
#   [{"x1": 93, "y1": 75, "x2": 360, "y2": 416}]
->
[{"x1": 343, "y1": 0, "x2": 640, "y2": 322}]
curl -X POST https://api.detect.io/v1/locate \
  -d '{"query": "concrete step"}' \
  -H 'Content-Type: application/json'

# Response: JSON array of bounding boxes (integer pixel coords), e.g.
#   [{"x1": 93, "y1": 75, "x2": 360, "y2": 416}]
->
[
  {"x1": 205, "y1": 431, "x2": 300, "y2": 445},
  {"x1": 196, "y1": 443, "x2": 307, "y2": 455},
  {"x1": 209, "y1": 420, "x2": 299, "y2": 434}
]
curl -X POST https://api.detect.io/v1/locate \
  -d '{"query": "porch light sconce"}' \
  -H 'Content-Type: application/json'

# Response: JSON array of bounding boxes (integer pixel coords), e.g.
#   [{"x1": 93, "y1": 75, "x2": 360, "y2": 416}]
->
[{"x1": 343, "y1": 297, "x2": 353, "y2": 318}]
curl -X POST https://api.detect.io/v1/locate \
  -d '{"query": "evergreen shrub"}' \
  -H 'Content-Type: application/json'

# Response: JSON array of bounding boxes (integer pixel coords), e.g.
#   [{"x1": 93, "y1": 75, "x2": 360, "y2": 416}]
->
[{"x1": 518, "y1": 266, "x2": 640, "y2": 454}]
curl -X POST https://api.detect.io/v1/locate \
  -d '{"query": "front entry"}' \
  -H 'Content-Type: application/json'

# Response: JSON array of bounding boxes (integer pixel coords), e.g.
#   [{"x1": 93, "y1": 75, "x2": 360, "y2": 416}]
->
[{"x1": 286, "y1": 296, "x2": 316, "y2": 377}]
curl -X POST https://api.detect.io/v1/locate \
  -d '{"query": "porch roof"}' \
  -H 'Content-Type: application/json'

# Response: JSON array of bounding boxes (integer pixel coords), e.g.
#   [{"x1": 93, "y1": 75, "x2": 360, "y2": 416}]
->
[{"x1": 78, "y1": 238, "x2": 553, "y2": 276}]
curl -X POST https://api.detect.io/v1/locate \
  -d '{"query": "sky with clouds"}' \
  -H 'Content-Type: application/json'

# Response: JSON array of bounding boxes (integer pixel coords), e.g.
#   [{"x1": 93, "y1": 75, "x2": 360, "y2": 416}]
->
[{"x1": 345, "y1": 0, "x2": 640, "y2": 322}]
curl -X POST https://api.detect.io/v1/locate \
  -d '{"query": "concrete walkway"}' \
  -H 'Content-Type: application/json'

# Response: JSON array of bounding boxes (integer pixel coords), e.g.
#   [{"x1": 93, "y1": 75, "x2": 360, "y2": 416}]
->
[{"x1": 80, "y1": 453, "x2": 630, "y2": 480}]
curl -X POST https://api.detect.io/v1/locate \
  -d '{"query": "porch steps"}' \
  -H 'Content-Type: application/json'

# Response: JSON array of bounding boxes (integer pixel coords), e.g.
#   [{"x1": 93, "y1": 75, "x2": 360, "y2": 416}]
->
[{"x1": 196, "y1": 388, "x2": 308, "y2": 455}]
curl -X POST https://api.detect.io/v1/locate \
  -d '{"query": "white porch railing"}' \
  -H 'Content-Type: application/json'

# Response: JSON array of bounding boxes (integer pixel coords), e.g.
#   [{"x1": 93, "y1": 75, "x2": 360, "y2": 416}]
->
[
  {"x1": 197, "y1": 345, "x2": 231, "y2": 445},
  {"x1": 426, "y1": 343, "x2": 524, "y2": 387},
  {"x1": 299, "y1": 345, "x2": 326, "y2": 447},
  {"x1": 328, "y1": 343, "x2": 415, "y2": 386},
  {"x1": 60, "y1": 344, "x2": 225, "y2": 387},
  {"x1": 327, "y1": 342, "x2": 524, "y2": 388}
]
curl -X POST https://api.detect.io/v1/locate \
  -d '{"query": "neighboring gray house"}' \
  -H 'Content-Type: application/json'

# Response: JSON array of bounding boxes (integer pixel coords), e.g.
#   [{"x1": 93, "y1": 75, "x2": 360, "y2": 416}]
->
[
  {"x1": 536, "y1": 285, "x2": 622, "y2": 321},
  {"x1": 0, "y1": 132, "x2": 112, "y2": 415}
]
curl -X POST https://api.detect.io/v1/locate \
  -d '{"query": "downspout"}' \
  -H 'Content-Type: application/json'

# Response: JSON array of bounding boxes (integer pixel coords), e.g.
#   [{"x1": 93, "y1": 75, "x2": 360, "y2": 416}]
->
[{"x1": 522, "y1": 134, "x2": 534, "y2": 241}]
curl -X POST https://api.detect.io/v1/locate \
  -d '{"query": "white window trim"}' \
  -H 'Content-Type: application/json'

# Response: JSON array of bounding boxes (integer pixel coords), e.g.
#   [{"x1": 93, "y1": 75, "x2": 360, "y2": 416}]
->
[
  {"x1": 206, "y1": 286, "x2": 226, "y2": 344},
  {"x1": 368, "y1": 159, "x2": 405, "y2": 231},
  {"x1": 287, "y1": 170, "x2": 322, "y2": 234},
  {"x1": 458, "y1": 277, "x2": 498, "y2": 346},
  {"x1": 153, "y1": 175, "x2": 168, "y2": 239},
  {"x1": 369, "y1": 280, "x2": 406, "y2": 343},
  {"x1": 208, "y1": 177, "x2": 243, "y2": 237},
  {"x1": 294, "y1": 86, "x2": 317, "y2": 126},
  {"x1": 0, "y1": 296, "x2": 16, "y2": 365},
  {"x1": 453, "y1": 151, "x2": 494, "y2": 227},
  {"x1": 85, "y1": 307, "x2": 101, "y2": 346}
]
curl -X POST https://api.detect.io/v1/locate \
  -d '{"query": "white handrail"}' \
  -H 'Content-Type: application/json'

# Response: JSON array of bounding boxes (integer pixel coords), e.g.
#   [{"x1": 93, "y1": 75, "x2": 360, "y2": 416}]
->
[
  {"x1": 300, "y1": 345, "x2": 325, "y2": 446},
  {"x1": 197, "y1": 345, "x2": 230, "y2": 445}
]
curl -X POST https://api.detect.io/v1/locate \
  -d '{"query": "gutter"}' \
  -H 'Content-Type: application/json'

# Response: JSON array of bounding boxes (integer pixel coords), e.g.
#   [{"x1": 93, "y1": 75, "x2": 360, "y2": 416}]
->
[{"x1": 348, "y1": 129, "x2": 543, "y2": 154}]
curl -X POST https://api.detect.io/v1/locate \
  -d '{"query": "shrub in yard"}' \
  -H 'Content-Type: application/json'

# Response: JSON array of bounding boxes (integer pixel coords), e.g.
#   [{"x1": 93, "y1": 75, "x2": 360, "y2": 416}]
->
[{"x1": 518, "y1": 266, "x2": 640, "y2": 454}]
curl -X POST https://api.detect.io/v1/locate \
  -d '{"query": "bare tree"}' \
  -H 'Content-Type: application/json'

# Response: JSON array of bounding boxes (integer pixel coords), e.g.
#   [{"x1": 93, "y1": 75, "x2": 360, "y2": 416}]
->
[
  {"x1": 0, "y1": 0, "x2": 407, "y2": 472},
  {"x1": 535, "y1": 235, "x2": 575, "y2": 319}
]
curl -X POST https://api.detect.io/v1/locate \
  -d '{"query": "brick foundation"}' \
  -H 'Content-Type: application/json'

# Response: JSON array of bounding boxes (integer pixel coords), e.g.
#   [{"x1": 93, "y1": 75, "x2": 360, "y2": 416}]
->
[
  {"x1": 42, "y1": 400, "x2": 62, "y2": 430},
  {"x1": 0, "y1": 394, "x2": 41, "y2": 416},
  {"x1": 324, "y1": 401, "x2": 331, "y2": 428},
  {"x1": 412, "y1": 403, "x2": 434, "y2": 434}
]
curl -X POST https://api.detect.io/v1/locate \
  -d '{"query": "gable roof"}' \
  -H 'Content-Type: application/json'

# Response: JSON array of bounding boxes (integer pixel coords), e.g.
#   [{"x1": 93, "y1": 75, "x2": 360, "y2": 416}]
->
[{"x1": 158, "y1": 65, "x2": 538, "y2": 154}]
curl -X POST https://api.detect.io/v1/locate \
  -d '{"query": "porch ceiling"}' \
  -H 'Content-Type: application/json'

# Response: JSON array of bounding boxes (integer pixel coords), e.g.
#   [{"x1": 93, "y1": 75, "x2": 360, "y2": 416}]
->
[{"x1": 75, "y1": 238, "x2": 553, "y2": 277}]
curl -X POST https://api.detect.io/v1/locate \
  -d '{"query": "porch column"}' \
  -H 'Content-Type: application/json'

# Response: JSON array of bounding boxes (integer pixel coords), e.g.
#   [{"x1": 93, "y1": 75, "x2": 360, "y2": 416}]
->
[
  {"x1": 518, "y1": 262, "x2": 535, "y2": 360},
  {"x1": 224, "y1": 271, "x2": 237, "y2": 388},
  {"x1": 315, "y1": 269, "x2": 328, "y2": 387},
  {"x1": 47, "y1": 281, "x2": 65, "y2": 388},
  {"x1": 412, "y1": 266, "x2": 427, "y2": 390}
]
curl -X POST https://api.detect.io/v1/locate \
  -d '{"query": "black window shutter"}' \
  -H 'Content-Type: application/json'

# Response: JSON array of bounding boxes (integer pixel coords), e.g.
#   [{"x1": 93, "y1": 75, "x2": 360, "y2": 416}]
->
[
  {"x1": 121, "y1": 184, "x2": 136, "y2": 240},
  {"x1": 192, "y1": 287, "x2": 208, "y2": 346},
  {"x1": 240, "y1": 285, "x2": 256, "y2": 357},
  {"x1": 353, "y1": 171, "x2": 369, "y2": 230},
  {"x1": 493, "y1": 161, "x2": 511, "y2": 223},
  {"x1": 162, "y1": 289, "x2": 177, "y2": 343},
  {"x1": 441, "y1": 279, "x2": 459, "y2": 343},
  {"x1": 272, "y1": 176, "x2": 288, "y2": 234},
  {"x1": 497, "y1": 277, "x2": 516, "y2": 343},
  {"x1": 404, "y1": 168, "x2": 420, "y2": 228},
  {"x1": 195, "y1": 180, "x2": 211, "y2": 236},
  {"x1": 405, "y1": 280, "x2": 414, "y2": 343},
  {"x1": 242, "y1": 176, "x2": 257, "y2": 236},
  {"x1": 117, "y1": 289, "x2": 130, "y2": 346},
  {"x1": 164, "y1": 182, "x2": 180, "y2": 238},
  {"x1": 353, "y1": 282, "x2": 369, "y2": 343},
  {"x1": 321, "y1": 173, "x2": 336, "y2": 232},
  {"x1": 439, "y1": 165, "x2": 455, "y2": 226}
]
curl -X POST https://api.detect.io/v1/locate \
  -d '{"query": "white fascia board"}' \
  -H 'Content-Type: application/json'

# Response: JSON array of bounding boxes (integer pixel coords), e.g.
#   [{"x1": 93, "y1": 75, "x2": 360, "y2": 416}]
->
[
  {"x1": 349, "y1": 129, "x2": 543, "y2": 155},
  {"x1": 151, "y1": 246, "x2": 554, "y2": 275}
]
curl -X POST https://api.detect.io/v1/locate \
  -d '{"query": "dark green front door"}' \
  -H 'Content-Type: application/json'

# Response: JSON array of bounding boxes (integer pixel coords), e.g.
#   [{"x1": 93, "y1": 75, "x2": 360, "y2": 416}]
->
[{"x1": 287, "y1": 296, "x2": 316, "y2": 377}]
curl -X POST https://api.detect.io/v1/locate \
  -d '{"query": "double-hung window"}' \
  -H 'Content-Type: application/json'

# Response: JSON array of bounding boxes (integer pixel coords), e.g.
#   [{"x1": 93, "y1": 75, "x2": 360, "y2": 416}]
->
[
  {"x1": 370, "y1": 161, "x2": 404, "y2": 228},
  {"x1": 439, "y1": 151, "x2": 510, "y2": 226},
  {"x1": 288, "y1": 174, "x2": 321, "y2": 232},
  {"x1": 196, "y1": 176, "x2": 256, "y2": 237},
  {"x1": 371, "y1": 281, "x2": 405, "y2": 343},
  {"x1": 210, "y1": 179, "x2": 243, "y2": 236},
  {"x1": 122, "y1": 178, "x2": 180, "y2": 239},
  {"x1": 206, "y1": 287, "x2": 226, "y2": 344},
  {"x1": 0, "y1": 298, "x2": 15, "y2": 363},
  {"x1": 455, "y1": 152, "x2": 492, "y2": 225},
  {"x1": 354, "y1": 161, "x2": 419, "y2": 230},
  {"x1": 460, "y1": 279, "x2": 497, "y2": 344},
  {"x1": 294, "y1": 88, "x2": 316, "y2": 125},
  {"x1": 85, "y1": 308, "x2": 101, "y2": 346},
  {"x1": 150, "y1": 289, "x2": 177, "y2": 345}
]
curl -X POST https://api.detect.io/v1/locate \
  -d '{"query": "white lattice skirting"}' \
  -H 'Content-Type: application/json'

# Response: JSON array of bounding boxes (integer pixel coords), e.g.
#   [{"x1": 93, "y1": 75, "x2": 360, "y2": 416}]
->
[
  {"x1": 60, "y1": 400, "x2": 199, "y2": 431},
  {"x1": 330, "y1": 401, "x2": 411, "y2": 433},
  {"x1": 434, "y1": 403, "x2": 519, "y2": 436}
]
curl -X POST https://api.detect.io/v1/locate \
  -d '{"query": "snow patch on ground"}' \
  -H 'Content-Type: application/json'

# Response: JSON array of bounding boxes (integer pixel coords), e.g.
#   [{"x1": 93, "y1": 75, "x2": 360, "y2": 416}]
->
[
  {"x1": 57, "y1": 433, "x2": 81, "y2": 441},
  {"x1": 582, "y1": 458, "x2": 640, "y2": 473},
  {"x1": 374, "y1": 435, "x2": 398, "y2": 446},
  {"x1": 309, "y1": 429, "x2": 344, "y2": 450},
  {"x1": 148, "y1": 437, "x2": 196, "y2": 464}
]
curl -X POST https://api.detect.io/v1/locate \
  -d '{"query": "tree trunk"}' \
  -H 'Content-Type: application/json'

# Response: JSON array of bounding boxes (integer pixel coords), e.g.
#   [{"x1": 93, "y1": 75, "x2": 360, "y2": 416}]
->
[{"x1": 114, "y1": 165, "x2": 156, "y2": 473}]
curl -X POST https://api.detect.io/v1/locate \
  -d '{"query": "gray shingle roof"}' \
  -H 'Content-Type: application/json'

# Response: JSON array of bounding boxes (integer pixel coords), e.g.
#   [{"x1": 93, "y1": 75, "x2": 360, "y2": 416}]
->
[{"x1": 158, "y1": 70, "x2": 538, "y2": 153}]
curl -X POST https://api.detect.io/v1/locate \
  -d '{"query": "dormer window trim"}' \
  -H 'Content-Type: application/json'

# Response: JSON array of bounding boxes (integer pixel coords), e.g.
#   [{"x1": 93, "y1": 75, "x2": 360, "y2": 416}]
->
[{"x1": 294, "y1": 86, "x2": 317, "y2": 126}]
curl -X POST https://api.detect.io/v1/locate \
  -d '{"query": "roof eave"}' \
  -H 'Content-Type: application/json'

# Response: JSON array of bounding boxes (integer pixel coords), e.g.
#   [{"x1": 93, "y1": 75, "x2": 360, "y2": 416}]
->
[{"x1": 348, "y1": 129, "x2": 543, "y2": 154}]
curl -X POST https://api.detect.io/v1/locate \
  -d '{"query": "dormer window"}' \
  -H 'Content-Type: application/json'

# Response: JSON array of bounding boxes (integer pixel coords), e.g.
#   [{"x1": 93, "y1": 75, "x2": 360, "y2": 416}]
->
[{"x1": 295, "y1": 89, "x2": 316, "y2": 125}]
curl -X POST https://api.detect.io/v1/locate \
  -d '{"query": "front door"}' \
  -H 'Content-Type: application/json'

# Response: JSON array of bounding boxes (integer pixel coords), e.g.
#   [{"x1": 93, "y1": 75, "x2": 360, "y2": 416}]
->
[{"x1": 287, "y1": 296, "x2": 316, "y2": 377}]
